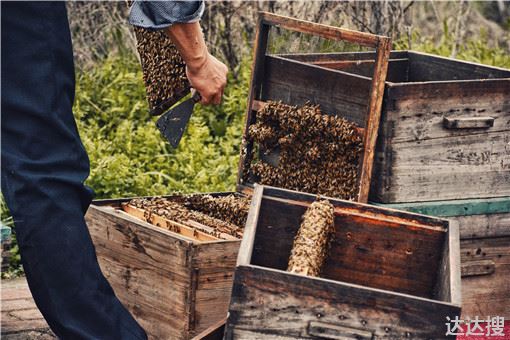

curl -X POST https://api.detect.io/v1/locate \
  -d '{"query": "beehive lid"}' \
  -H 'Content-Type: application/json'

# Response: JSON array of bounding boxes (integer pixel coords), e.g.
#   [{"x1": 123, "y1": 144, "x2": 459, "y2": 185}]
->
[{"x1": 236, "y1": 12, "x2": 392, "y2": 203}]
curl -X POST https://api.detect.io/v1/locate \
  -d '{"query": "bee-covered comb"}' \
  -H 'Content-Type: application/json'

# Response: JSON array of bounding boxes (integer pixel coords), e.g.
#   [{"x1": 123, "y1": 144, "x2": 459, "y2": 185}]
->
[{"x1": 128, "y1": 1, "x2": 191, "y2": 116}]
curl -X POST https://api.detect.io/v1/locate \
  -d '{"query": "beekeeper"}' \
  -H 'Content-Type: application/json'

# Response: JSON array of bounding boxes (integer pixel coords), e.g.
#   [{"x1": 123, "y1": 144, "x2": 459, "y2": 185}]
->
[{"x1": 1, "y1": 1, "x2": 227, "y2": 339}]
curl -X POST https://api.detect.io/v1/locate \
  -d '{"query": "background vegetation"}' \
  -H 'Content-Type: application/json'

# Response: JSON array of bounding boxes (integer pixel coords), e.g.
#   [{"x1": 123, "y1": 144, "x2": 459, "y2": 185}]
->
[{"x1": 2, "y1": 1, "x2": 509, "y2": 277}]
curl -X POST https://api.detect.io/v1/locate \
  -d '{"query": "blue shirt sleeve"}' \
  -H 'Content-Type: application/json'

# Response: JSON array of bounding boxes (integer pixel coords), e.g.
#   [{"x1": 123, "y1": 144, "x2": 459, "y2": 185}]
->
[{"x1": 129, "y1": 1, "x2": 205, "y2": 30}]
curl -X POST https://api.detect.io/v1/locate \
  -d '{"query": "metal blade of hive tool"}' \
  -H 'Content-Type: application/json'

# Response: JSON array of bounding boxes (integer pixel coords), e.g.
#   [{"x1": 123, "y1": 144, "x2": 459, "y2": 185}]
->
[{"x1": 156, "y1": 91, "x2": 201, "y2": 148}]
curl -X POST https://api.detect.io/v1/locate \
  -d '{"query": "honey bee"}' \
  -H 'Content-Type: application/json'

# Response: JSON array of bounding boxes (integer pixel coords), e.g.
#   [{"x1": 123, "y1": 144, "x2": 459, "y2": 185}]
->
[
  {"x1": 246, "y1": 101, "x2": 363, "y2": 200},
  {"x1": 132, "y1": 24, "x2": 189, "y2": 111},
  {"x1": 288, "y1": 199, "x2": 335, "y2": 277}
]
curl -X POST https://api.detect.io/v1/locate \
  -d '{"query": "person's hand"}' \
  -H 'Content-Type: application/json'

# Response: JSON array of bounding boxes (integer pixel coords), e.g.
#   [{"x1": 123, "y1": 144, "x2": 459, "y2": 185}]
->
[
  {"x1": 165, "y1": 22, "x2": 228, "y2": 106},
  {"x1": 186, "y1": 53, "x2": 228, "y2": 105}
]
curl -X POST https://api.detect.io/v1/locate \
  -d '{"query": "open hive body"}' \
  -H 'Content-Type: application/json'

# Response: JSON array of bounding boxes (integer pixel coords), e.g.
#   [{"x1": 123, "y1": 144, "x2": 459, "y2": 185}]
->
[
  {"x1": 226, "y1": 185, "x2": 461, "y2": 339},
  {"x1": 85, "y1": 193, "x2": 248, "y2": 340}
]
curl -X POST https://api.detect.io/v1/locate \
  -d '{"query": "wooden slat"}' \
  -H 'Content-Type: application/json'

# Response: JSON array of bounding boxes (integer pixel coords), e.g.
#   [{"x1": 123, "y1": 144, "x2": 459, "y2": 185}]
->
[
  {"x1": 121, "y1": 204, "x2": 223, "y2": 242},
  {"x1": 191, "y1": 318, "x2": 226, "y2": 340},
  {"x1": 260, "y1": 12, "x2": 384, "y2": 48},
  {"x1": 373, "y1": 197, "x2": 510, "y2": 239},
  {"x1": 237, "y1": 184, "x2": 263, "y2": 266},
  {"x1": 372, "y1": 131, "x2": 510, "y2": 203},
  {"x1": 358, "y1": 37, "x2": 391, "y2": 202},
  {"x1": 460, "y1": 237, "x2": 510, "y2": 318},
  {"x1": 261, "y1": 55, "x2": 371, "y2": 126},
  {"x1": 408, "y1": 51, "x2": 510, "y2": 82},
  {"x1": 461, "y1": 259, "x2": 496, "y2": 277},
  {"x1": 191, "y1": 241, "x2": 239, "y2": 336},
  {"x1": 226, "y1": 265, "x2": 459, "y2": 339}
]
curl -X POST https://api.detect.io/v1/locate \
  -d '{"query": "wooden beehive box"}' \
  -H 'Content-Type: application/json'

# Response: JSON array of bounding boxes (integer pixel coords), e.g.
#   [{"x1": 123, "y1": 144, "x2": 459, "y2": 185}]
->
[
  {"x1": 226, "y1": 185, "x2": 461, "y2": 339},
  {"x1": 377, "y1": 196, "x2": 510, "y2": 319},
  {"x1": 85, "y1": 193, "x2": 246, "y2": 340},
  {"x1": 238, "y1": 12, "x2": 391, "y2": 203},
  {"x1": 86, "y1": 13, "x2": 393, "y2": 340},
  {"x1": 281, "y1": 51, "x2": 510, "y2": 203}
]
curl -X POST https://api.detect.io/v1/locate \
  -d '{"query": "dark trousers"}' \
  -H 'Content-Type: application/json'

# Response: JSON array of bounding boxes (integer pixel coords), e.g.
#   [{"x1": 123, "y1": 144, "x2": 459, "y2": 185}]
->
[{"x1": 1, "y1": 2, "x2": 147, "y2": 339}]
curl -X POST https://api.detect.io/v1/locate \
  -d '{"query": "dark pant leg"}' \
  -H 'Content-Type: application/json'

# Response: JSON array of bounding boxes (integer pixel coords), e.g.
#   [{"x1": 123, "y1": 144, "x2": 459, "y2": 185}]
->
[{"x1": 1, "y1": 2, "x2": 147, "y2": 339}]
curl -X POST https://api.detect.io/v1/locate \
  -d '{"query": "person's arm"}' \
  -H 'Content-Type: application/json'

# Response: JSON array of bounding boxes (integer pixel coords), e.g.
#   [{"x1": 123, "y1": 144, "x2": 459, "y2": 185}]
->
[
  {"x1": 165, "y1": 22, "x2": 227, "y2": 105},
  {"x1": 129, "y1": 1, "x2": 227, "y2": 105}
]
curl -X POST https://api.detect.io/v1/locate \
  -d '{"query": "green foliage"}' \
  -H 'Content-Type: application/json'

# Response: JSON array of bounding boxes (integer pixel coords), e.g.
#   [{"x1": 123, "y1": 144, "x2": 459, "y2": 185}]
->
[
  {"x1": 74, "y1": 54, "x2": 250, "y2": 198},
  {"x1": 394, "y1": 27, "x2": 510, "y2": 69}
]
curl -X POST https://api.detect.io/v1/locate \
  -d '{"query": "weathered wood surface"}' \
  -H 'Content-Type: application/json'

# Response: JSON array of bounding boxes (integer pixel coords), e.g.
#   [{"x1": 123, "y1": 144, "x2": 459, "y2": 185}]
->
[
  {"x1": 434, "y1": 220, "x2": 462, "y2": 306},
  {"x1": 373, "y1": 197, "x2": 510, "y2": 239},
  {"x1": 86, "y1": 206, "x2": 192, "y2": 339},
  {"x1": 250, "y1": 195, "x2": 446, "y2": 299},
  {"x1": 408, "y1": 51, "x2": 510, "y2": 81},
  {"x1": 226, "y1": 265, "x2": 459, "y2": 339},
  {"x1": 238, "y1": 13, "x2": 391, "y2": 203},
  {"x1": 261, "y1": 55, "x2": 371, "y2": 126},
  {"x1": 460, "y1": 237, "x2": 510, "y2": 318},
  {"x1": 86, "y1": 200, "x2": 241, "y2": 340},
  {"x1": 191, "y1": 241, "x2": 240, "y2": 336},
  {"x1": 190, "y1": 318, "x2": 225, "y2": 340},
  {"x1": 372, "y1": 130, "x2": 510, "y2": 202},
  {"x1": 260, "y1": 12, "x2": 387, "y2": 48}
]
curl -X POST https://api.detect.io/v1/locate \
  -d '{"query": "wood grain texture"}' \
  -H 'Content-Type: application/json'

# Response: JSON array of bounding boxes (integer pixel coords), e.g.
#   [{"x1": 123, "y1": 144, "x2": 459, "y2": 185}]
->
[
  {"x1": 250, "y1": 196, "x2": 446, "y2": 299},
  {"x1": 460, "y1": 237, "x2": 510, "y2": 318},
  {"x1": 191, "y1": 241, "x2": 240, "y2": 336},
  {"x1": 372, "y1": 130, "x2": 510, "y2": 203},
  {"x1": 358, "y1": 37, "x2": 391, "y2": 202},
  {"x1": 260, "y1": 12, "x2": 385, "y2": 47},
  {"x1": 226, "y1": 265, "x2": 459, "y2": 339},
  {"x1": 86, "y1": 198, "x2": 242, "y2": 340},
  {"x1": 86, "y1": 206, "x2": 191, "y2": 339},
  {"x1": 261, "y1": 56, "x2": 371, "y2": 126}
]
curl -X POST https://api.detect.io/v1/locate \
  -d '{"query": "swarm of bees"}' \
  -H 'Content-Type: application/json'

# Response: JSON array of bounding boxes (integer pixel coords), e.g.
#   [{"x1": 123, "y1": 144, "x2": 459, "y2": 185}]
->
[
  {"x1": 182, "y1": 194, "x2": 250, "y2": 228},
  {"x1": 127, "y1": 195, "x2": 249, "y2": 239},
  {"x1": 246, "y1": 101, "x2": 363, "y2": 200},
  {"x1": 287, "y1": 199, "x2": 335, "y2": 277},
  {"x1": 132, "y1": 22, "x2": 190, "y2": 114}
]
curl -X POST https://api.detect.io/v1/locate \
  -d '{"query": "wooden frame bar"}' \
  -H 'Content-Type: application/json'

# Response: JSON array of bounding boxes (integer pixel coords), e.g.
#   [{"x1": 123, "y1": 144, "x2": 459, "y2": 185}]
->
[{"x1": 237, "y1": 12, "x2": 391, "y2": 203}]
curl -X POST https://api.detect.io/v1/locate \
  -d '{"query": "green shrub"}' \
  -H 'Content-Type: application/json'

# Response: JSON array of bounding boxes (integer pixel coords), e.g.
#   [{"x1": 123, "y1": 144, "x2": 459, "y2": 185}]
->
[
  {"x1": 74, "y1": 54, "x2": 250, "y2": 198},
  {"x1": 394, "y1": 28, "x2": 510, "y2": 68}
]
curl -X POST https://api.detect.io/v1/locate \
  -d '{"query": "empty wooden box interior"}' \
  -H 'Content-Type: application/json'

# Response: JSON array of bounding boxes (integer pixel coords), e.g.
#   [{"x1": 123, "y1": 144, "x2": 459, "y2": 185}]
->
[
  {"x1": 281, "y1": 51, "x2": 510, "y2": 203},
  {"x1": 226, "y1": 185, "x2": 461, "y2": 339}
]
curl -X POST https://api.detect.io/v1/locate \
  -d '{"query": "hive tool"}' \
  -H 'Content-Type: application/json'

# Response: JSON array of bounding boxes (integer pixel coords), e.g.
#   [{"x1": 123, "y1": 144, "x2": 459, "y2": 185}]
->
[{"x1": 156, "y1": 90, "x2": 201, "y2": 148}]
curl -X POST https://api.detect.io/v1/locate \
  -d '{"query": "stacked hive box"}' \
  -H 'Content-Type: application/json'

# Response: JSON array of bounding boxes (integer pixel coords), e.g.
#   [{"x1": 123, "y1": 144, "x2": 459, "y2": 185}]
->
[{"x1": 282, "y1": 50, "x2": 510, "y2": 319}]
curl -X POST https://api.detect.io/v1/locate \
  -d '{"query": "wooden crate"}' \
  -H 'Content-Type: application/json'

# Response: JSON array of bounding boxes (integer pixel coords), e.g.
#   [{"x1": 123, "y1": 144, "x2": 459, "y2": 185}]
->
[
  {"x1": 85, "y1": 193, "x2": 245, "y2": 340},
  {"x1": 238, "y1": 12, "x2": 391, "y2": 203},
  {"x1": 226, "y1": 185, "x2": 461, "y2": 339},
  {"x1": 281, "y1": 51, "x2": 510, "y2": 203},
  {"x1": 377, "y1": 197, "x2": 510, "y2": 319},
  {"x1": 86, "y1": 13, "x2": 393, "y2": 339}
]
